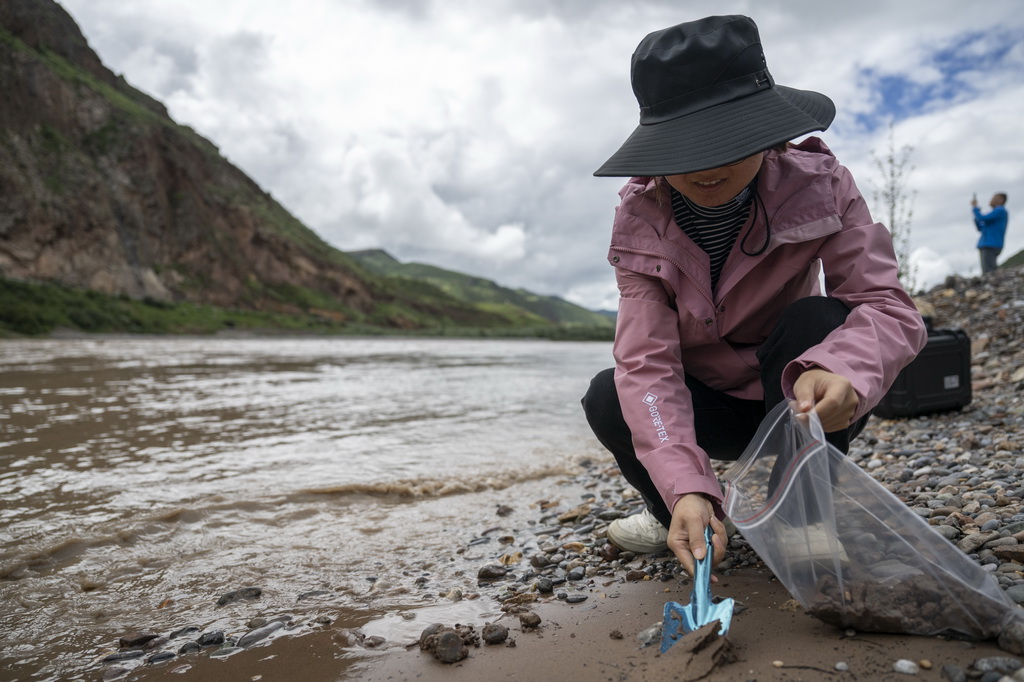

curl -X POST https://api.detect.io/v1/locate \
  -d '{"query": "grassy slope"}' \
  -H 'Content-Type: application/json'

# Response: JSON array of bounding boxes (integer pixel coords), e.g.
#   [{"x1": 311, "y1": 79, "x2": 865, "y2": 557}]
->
[
  {"x1": 0, "y1": 276, "x2": 613, "y2": 340},
  {"x1": 348, "y1": 250, "x2": 614, "y2": 329}
]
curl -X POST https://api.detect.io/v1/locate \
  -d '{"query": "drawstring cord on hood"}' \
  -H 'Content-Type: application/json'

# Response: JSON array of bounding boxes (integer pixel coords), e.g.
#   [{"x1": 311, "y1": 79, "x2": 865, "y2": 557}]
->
[{"x1": 740, "y1": 184, "x2": 771, "y2": 256}]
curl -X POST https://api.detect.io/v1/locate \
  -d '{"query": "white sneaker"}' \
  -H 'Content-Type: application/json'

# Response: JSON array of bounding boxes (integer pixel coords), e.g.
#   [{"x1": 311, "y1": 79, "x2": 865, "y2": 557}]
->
[{"x1": 607, "y1": 509, "x2": 669, "y2": 554}]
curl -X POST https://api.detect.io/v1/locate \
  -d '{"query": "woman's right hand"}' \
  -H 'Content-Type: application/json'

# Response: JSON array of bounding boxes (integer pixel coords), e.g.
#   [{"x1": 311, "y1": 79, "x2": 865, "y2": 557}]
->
[{"x1": 667, "y1": 493, "x2": 727, "y2": 580}]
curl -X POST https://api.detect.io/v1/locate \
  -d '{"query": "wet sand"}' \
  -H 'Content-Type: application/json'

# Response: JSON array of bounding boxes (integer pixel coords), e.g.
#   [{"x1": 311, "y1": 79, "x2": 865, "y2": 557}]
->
[
  {"x1": 133, "y1": 566, "x2": 1005, "y2": 682},
  {"x1": 116, "y1": 441, "x2": 1024, "y2": 682}
]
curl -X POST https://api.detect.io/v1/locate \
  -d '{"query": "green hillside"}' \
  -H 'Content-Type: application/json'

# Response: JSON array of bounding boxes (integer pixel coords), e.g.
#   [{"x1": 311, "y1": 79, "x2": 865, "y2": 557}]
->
[
  {"x1": 1000, "y1": 250, "x2": 1024, "y2": 270},
  {"x1": 348, "y1": 250, "x2": 615, "y2": 330}
]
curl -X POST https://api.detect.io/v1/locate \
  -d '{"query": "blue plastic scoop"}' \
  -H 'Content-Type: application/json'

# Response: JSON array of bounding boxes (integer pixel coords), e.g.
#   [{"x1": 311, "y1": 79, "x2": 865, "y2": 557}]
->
[{"x1": 660, "y1": 526, "x2": 734, "y2": 653}]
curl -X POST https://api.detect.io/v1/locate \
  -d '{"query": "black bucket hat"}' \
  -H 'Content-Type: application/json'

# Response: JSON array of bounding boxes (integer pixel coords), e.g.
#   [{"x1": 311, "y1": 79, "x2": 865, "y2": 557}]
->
[{"x1": 594, "y1": 15, "x2": 835, "y2": 177}]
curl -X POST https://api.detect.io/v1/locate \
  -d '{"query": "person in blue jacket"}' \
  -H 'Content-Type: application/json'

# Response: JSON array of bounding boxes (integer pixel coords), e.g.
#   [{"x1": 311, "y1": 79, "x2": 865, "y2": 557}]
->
[{"x1": 973, "y1": 192, "x2": 1009, "y2": 275}]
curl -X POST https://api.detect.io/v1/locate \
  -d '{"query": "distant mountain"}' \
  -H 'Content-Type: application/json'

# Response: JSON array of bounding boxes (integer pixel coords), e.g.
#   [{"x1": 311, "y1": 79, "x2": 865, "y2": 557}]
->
[
  {"x1": 0, "y1": 0, "x2": 611, "y2": 339},
  {"x1": 348, "y1": 250, "x2": 614, "y2": 330}
]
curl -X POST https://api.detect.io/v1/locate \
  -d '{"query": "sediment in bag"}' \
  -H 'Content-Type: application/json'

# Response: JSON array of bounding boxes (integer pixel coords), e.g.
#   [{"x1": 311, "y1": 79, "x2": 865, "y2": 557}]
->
[
  {"x1": 808, "y1": 570, "x2": 1007, "y2": 638},
  {"x1": 724, "y1": 401, "x2": 1024, "y2": 641}
]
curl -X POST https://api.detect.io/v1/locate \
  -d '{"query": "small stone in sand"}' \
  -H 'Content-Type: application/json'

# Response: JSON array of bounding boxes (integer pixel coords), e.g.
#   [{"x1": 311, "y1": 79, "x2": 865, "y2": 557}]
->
[
  {"x1": 940, "y1": 665, "x2": 965, "y2": 682},
  {"x1": 418, "y1": 625, "x2": 473, "y2": 664},
  {"x1": 482, "y1": 623, "x2": 509, "y2": 645},
  {"x1": 434, "y1": 632, "x2": 467, "y2": 663},
  {"x1": 519, "y1": 612, "x2": 541, "y2": 630},
  {"x1": 998, "y1": 620, "x2": 1024, "y2": 655}
]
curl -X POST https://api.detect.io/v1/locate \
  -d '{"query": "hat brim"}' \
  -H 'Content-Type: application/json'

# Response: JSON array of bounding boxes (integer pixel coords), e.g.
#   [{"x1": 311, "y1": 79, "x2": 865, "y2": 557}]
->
[{"x1": 593, "y1": 86, "x2": 835, "y2": 177}]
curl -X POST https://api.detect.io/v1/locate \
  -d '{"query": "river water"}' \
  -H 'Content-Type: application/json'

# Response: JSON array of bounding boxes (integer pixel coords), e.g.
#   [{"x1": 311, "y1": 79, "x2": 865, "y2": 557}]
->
[{"x1": 0, "y1": 336, "x2": 615, "y2": 680}]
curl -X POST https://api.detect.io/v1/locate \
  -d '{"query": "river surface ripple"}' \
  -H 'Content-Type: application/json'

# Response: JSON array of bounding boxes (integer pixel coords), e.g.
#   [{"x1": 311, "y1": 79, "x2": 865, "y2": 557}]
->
[{"x1": 0, "y1": 336, "x2": 613, "y2": 680}]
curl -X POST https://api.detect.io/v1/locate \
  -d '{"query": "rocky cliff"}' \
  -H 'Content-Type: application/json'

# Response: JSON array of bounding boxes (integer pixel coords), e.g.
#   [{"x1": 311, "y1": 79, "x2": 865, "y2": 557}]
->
[{"x1": 0, "y1": 0, "x2": 517, "y2": 330}]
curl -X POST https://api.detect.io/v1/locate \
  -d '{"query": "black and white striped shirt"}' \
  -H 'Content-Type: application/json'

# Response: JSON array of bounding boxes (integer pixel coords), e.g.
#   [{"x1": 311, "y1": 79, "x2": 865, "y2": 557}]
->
[{"x1": 670, "y1": 186, "x2": 752, "y2": 291}]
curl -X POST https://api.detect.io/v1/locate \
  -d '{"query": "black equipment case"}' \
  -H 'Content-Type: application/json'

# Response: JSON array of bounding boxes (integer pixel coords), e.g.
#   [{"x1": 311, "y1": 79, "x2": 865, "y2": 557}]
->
[{"x1": 872, "y1": 326, "x2": 972, "y2": 419}]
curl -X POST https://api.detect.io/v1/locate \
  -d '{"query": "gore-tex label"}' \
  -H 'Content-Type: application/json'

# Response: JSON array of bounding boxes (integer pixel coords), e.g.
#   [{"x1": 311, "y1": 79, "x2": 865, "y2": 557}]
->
[{"x1": 643, "y1": 393, "x2": 670, "y2": 443}]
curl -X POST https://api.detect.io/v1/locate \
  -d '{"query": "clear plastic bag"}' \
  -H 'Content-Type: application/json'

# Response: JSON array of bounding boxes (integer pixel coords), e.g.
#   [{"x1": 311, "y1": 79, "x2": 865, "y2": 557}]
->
[{"x1": 722, "y1": 400, "x2": 1023, "y2": 639}]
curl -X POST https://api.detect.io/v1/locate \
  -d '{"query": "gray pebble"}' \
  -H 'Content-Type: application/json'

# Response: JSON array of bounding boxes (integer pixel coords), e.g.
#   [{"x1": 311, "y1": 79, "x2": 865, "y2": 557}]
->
[
  {"x1": 940, "y1": 664, "x2": 967, "y2": 682},
  {"x1": 146, "y1": 651, "x2": 176, "y2": 664},
  {"x1": 177, "y1": 641, "x2": 201, "y2": 655},
  {"x1": 197, "y1": 631, "x2": 225, "y2": 647},
  {"x1": 1005, "y1": 586, "x2": 1024, "y2": 605},
  {"x1": 973, "y1": 656, "x2": 1024, "y2": 673},
  {"x1": 217, "y1": 587, "x2": 262, "y2": 606},
  {"x1": 478, "y1": 564, "x2": 508, "y2": 580},
  {"x1": 118, "y1": 630, "x2": 159, "y2": 648},
  {"x1": 169, "y1": 625, "x2": 200, "y2": 639},
  {"x1": 519, "y1": 612, "x2": 541, "y2": 629},
  {"x1": 481, "y1": 623, "x2": 509, "y2": 645},
  {"x1": 418, "y1": 623, "x2": 445, "y2": 647},
  {"x1": 530, "y1": 554, "x2": 551, "y2": 568},
  {"x1": 933, "y1": 525, "x2": 961, "y2": 540},
  {"x1": 237, "y1": 620, "x2": 286, "y2": 648},
  {"x1": 1002, "y1": 620, "x2": 1024, "y2": 655}
]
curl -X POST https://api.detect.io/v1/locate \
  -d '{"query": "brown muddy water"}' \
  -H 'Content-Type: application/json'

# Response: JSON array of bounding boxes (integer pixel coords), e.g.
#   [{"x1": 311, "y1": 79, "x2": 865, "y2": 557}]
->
[{"x1": 0, "y1": 336, "x2": 614, "y2": 680}]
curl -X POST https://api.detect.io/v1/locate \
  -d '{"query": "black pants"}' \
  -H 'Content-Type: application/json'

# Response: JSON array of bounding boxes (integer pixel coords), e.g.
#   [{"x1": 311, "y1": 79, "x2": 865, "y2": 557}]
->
[{"x1": 581, "y1": 297, "x2": 869, "y2": 527}]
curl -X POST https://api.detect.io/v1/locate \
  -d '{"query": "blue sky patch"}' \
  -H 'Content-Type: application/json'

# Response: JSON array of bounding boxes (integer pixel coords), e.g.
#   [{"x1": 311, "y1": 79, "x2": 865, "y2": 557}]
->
[{"x1": 855, "y1": 30, "x2": 1018, "y2": 130}]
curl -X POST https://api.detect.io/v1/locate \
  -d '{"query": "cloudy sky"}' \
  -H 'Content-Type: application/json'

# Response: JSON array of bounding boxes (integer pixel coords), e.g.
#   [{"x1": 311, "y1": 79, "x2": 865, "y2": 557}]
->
[{"x1": 59, "y1": 0, "x2": 1024, "y2": 311}]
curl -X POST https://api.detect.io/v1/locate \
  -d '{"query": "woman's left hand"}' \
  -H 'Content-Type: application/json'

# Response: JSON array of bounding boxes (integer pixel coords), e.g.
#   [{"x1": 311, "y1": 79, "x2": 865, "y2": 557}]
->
[{"x1": 793, "y1": 369, "x2": 859, "y2": 432}]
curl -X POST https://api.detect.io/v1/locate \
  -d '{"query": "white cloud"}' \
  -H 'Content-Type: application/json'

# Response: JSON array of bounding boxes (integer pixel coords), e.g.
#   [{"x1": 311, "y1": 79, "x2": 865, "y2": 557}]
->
[
  {"x1": 59, "y1": 0, "x2": 1024, "y2": 309},
  {"x1": 910, "y1": 246, "x2": 954, "y2": 294}
]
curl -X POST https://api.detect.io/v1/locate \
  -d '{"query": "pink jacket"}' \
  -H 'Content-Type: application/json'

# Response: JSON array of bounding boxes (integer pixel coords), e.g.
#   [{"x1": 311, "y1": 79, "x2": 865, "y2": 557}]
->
[{"x1": 608, "y1": 138, "x2": 927, "y2": 516}]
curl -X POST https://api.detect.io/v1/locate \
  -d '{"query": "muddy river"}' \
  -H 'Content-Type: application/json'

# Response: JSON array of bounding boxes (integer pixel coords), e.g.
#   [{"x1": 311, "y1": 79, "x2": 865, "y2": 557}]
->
[{"x1": 0, "y1": 336, "x2": 613, "y2": 680}]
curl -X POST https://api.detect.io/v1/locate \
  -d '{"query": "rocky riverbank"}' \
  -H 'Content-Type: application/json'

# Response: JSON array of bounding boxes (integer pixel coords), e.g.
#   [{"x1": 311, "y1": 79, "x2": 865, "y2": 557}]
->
[{"x1": 101, "y1": 268, "x2": 1024, "y2": 681}]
